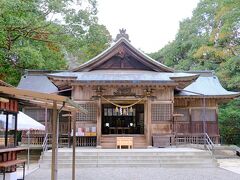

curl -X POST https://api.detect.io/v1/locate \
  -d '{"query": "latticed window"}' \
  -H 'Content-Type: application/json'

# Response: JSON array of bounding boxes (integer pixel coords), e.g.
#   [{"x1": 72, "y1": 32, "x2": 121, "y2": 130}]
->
[
  {"x1": 191, "y1": 109, "x2": 216, "y2": 121},
  {"x1": 151, "y1": 104, "x2": 172, "y2": 122},
  {"x1": 76, "y1": 103, "x2": 97, "y2": 121}
]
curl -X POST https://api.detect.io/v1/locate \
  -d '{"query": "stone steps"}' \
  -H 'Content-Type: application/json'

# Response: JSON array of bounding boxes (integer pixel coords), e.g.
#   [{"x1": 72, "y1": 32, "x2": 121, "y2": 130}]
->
[
  {"x1": 41, "y1": 162, "x2": 216, "y2": 168},
  {"x1": 39, "y1": 148, "x2": 217, "y2": 168}
]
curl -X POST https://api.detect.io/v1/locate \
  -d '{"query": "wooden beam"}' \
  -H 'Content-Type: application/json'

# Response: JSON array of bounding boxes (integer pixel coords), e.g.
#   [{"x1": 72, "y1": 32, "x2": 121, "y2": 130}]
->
[
  {"x1": 0, "y1": 86, "x2": 87, "y2": 114},
  {"x1": 0, "y1": 86, "x2": 65, "y2": 101}
]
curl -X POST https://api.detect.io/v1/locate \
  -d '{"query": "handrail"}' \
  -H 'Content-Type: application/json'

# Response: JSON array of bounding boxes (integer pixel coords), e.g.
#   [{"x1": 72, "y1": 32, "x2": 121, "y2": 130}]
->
[
  {"x1": 42, "y1": 133, "x2": 49, "y2": 155},
  {"x1": 174, "y1": 133, "x2": 215, "y2": 156},
  {"x1": 204, "y1": 133, "x2": 215, "y2": 156}
]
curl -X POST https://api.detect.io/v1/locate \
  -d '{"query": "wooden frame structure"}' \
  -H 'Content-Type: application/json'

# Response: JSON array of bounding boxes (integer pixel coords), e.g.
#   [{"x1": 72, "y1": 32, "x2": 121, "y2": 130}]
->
[{"x1": 0, "y1": 86, "x2": 87, "y2": 180}]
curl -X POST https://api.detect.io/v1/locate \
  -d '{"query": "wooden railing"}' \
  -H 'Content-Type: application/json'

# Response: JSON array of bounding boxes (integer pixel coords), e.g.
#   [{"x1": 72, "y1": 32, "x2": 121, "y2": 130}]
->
[
  {"x1": 0, "y1": 135, "x2": 14, "y2": 148},
  {"x1": 153, "y1": 133, "x2": 219, "y2": 148},
  {"x1": 21, "y1": 134, "x2": 45, "y2": 146},
  {"x1": 175, "y1": 133, "x2": 219, "y2": 145},
  {"x1": 76, "y1": 136, "x2": 96, "y2": 147},
  {"x1": 21, "y1": 134, "x2": 96, "y2": 147}
]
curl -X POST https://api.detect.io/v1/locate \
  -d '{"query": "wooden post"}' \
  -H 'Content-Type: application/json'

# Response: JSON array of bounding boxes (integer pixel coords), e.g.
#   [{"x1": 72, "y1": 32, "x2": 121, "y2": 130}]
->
[
  {"x1": 203, "y1": 96, "x2": 206, "y2": 148},
  {"x1": 144, "y1": 100, "x2": 148, "y2": 146},
  {"x1": 189, "y1": 108, "x2": 192, "y2": 133},
  {"x1": 68, "y1": 113, "x2": 71, "y2": 148},
  {"x1": 216, "y1": 107, "x2": 220, "y2": 143},
  {"x1": 5, "y1": 113, "x2": 8, "y2": 147},
  {"x1": 51, "y1": 101, "x2": 57, "y2": 180},
  {"x1": 14, "y1": 113, "x2": 18, "y2": 146},
  {"x1": 96, "y1": 97, "x2": 101, "y2": 147},
  {"x1": 72, "y1": 111, "x2": 76, "y2": 180},
  {"x1": 45, "y1": 107, "x2": 48, "y2": 133},
  {"x1": 146, "y1": 97, "x2": 152, "y2": 147}
]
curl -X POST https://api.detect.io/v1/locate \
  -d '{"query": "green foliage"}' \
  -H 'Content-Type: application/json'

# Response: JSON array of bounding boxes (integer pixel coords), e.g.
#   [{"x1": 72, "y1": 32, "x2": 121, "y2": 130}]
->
[
  {"x1": 219, "y1": 99, "x2": 240, "y2": 145},
  {"x1": 0, "y1": 0, "x2": 111, "y2": 85},
  {"x1": 149, "y1": 0, "x2": 240, "y2": 90}
]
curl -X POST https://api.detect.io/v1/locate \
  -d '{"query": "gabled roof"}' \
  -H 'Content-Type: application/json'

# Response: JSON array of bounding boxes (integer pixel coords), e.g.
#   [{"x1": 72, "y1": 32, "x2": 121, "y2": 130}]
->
[
  {"x1": 72, "y1": 37, "x2": 174, "y2": 72},
  {"x1": 176, "y1": 71, "x2": 240, "y2": 98},
  {"x1": 17, "y1": 70, "x2": 59, "y2": 93}
]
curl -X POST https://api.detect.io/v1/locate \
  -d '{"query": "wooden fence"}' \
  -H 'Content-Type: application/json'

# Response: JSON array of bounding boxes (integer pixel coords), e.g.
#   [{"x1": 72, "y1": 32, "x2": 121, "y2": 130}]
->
[{"x1": 21, "y1": 133, "x2": 96, "y2": 147}]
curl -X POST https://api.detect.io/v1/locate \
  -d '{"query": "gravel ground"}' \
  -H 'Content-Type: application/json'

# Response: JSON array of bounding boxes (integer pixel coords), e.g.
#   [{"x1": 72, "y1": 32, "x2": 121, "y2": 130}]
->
[{"x1": 26, "y1": 167, "x2": 240, "y2": 180}]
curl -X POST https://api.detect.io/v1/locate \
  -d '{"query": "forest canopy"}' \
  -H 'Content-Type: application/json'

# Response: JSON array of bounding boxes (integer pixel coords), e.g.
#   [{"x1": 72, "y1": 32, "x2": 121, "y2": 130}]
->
[
  {"x1": 150, "y1": 0, "x2": 239, "y2": 91},
  {"x1": 0, "y1": 0, "x2": 111, "y2": 85}
]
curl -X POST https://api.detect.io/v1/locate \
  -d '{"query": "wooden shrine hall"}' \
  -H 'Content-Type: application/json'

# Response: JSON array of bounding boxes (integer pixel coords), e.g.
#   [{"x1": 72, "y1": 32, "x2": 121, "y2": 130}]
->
[{"x1": 19, "y1": 30, "x2": 240, "y2": 149}]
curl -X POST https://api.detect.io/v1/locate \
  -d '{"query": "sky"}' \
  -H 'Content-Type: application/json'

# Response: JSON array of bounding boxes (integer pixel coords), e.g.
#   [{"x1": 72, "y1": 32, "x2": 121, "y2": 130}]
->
[{"x1": 97, "y1": 0, "x2": 200, "y2": 53}]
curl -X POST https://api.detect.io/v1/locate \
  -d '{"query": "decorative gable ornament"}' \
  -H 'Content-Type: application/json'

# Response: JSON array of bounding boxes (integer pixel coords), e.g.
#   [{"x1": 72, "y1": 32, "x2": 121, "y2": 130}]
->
[{"x1": 115, "y1": 28, "x2": 130, "y2": 42}]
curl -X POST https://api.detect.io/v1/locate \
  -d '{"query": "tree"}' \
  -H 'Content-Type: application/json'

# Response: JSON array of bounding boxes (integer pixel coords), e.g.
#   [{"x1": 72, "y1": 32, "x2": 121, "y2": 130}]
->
[
  {"x1": 0, "y1": 0, "x2": 111, "y2": 85},
  {"x1": 149, "y1": 0, "x2": 240, "y2": 90},
  {"x1": 219, "y1": 99, "x2": 240, "y2": 145}
]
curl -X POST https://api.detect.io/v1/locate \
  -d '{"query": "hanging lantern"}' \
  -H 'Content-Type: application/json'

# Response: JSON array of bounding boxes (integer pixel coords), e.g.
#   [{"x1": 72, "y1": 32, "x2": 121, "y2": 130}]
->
[
  {"x1": 129, "y1": 106, "x2": 133, "y2": 112},
  {"x1": 119, "y1": 107, "x2": 123, "y2": 115},
  {"x1": 123, "y1": 108, "x2": 126, "y2": 115}
]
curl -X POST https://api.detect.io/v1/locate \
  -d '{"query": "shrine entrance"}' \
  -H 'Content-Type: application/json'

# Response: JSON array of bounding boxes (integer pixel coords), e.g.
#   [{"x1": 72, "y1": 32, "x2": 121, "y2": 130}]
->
[{"x1": 102, "y1": 104, "x2": 144, "y2": 135}]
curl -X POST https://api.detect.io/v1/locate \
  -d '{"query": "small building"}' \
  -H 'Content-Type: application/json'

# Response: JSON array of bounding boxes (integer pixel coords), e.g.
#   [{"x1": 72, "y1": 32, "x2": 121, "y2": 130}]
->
[
  {"x1": 0, "y1": 80, "x2": 18, "y2": 148},
  {"x1": 18, "y1": 31, "x2": 240, "y2": 148}
]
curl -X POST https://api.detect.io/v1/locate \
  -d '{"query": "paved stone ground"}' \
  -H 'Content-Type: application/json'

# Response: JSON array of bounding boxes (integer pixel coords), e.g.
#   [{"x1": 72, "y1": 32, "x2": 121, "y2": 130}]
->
[{"x1": 26, "y1": 167, "x2": 240, "y2": 180}]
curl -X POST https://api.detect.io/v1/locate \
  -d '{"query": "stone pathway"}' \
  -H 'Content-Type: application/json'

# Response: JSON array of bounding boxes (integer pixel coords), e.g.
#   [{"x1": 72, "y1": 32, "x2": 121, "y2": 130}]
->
[
  {"x1": 25, "y1": 167, "x2": 240, "y2": 180},
  {"x1": 218, "y1": 158, "x2": 240, "y2": 175}
]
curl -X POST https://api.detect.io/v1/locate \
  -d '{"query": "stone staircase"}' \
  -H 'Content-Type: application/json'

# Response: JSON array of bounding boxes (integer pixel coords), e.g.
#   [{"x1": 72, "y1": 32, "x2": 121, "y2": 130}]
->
[
  {"x1": 39, "y1": 148, "x2": 218, "y2": 168},
  {"x1": 101, "y1": 135, "x2": 147, "y2": 149}
]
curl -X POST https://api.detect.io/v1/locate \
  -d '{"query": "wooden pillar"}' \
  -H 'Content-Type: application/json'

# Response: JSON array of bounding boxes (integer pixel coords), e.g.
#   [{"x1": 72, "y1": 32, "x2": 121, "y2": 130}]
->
[
  {"x1": 45, "y1": 107, "x2": 48, "y2": 133},
  {"x1": 171, "y1": 102, "x2": 174, "y2": 134},
  {"x1": 144, "y1": 100, "x2": 148, "y2": 145},
  {"x1": 216, "y1": 106, "x2": 220, "y2": 144},
  {"x1": 14, "y1": 113, "x2": 18, "y2": 147},
  {"x1": 68, "y1": 113, "x2": 71, "y2": 148},
  {"x1": 51, "y1": 101, "x2": 57, "y2": 180},
  {"x1": 5, "y1": 113, "x2": 8, "y2": 147},
  {"x1": 146, "y1": 97, "x2": 152, "y2": 147},
  {"x1": 96, "y1": 97, "x2": 102, "y2": 147},
  {"x1": 189, "y1": 108, "x2": 192, "y2": 134},
  {"x1": 72, "y1": 111, "x2": 76, "y2": 180}
]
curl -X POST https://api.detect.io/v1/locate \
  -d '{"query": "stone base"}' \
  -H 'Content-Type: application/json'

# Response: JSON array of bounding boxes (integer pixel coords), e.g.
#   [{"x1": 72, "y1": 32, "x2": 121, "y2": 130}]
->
[{"x1": 96, "y1": 145, "x2": 102, "y2": 149}]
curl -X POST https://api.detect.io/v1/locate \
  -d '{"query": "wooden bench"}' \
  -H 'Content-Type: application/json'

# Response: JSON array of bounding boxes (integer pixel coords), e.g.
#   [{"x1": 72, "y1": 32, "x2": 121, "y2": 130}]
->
[
  {"x1": 116, "y1": 137, "x2": 133, "y2": 149},
  {"x1": 152, "y1": 135, "x2": 174, "y2": 147},
  {"x1": 0, "y1": 160, "x2": 26, "y2": 180}
]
